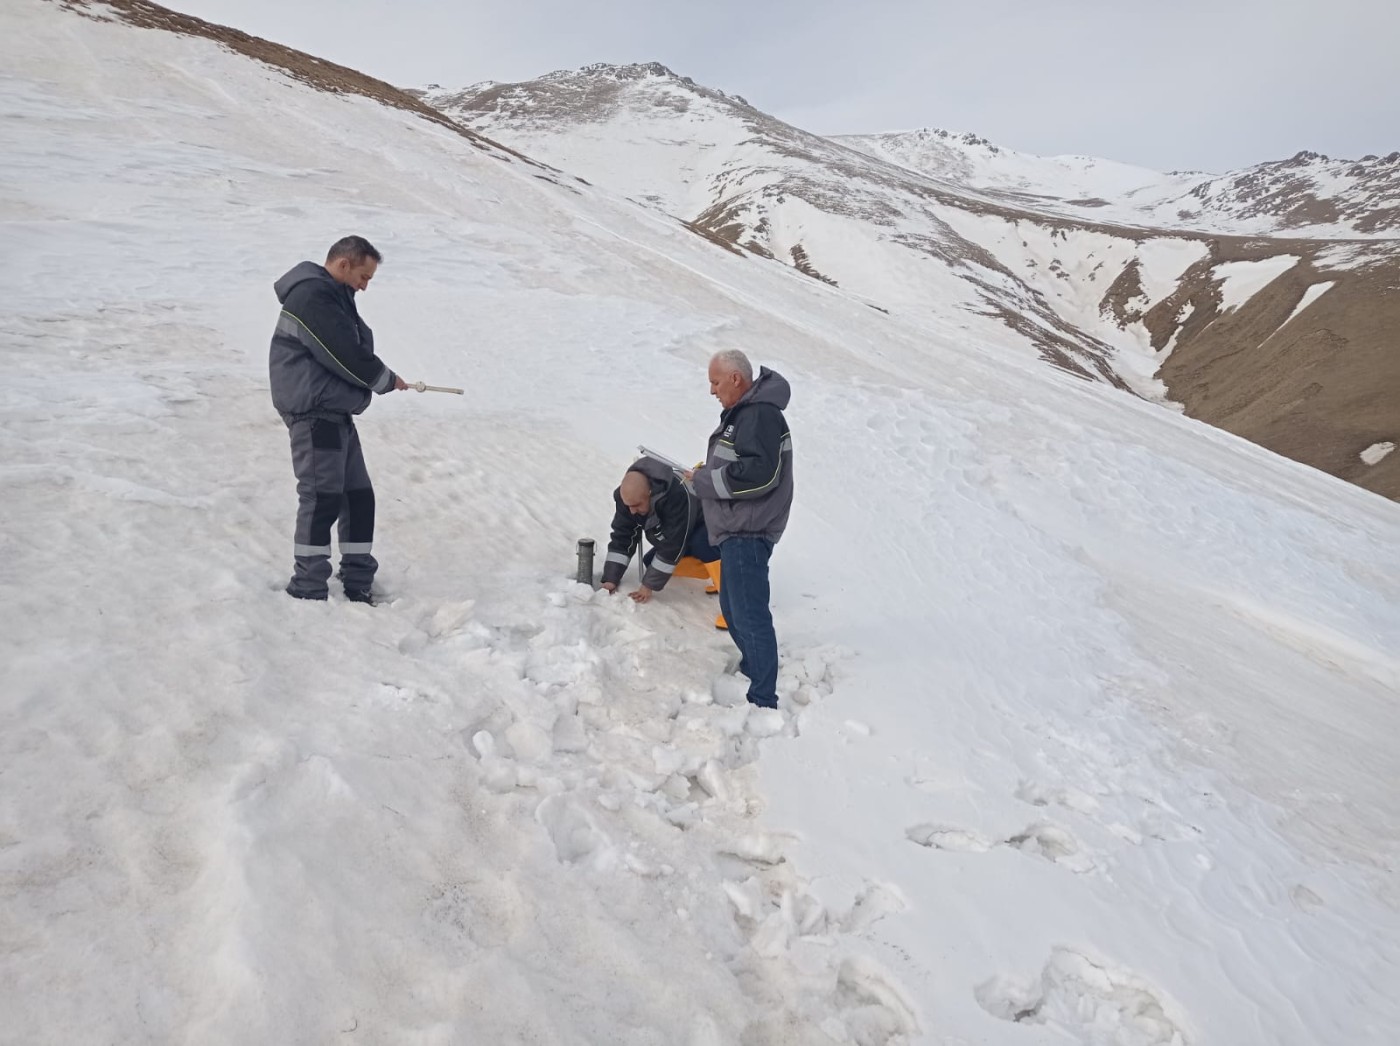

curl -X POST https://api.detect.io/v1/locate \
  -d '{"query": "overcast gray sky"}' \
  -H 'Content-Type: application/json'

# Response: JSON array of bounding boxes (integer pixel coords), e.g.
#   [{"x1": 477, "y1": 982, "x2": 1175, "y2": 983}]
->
[{"x1": 165, "y1": 0, "x2": 1397, "y2": 173}]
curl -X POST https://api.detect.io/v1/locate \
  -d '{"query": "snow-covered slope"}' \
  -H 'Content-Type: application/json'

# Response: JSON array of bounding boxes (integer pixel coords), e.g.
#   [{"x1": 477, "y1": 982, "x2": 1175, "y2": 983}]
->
[{"x1": 5, "y1": 4, "x2": 1400, "y2": 1044}]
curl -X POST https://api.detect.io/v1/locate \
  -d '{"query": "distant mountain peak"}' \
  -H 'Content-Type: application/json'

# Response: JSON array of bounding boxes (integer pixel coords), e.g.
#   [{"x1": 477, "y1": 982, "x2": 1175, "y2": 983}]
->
[
  {"x1": 575, "y1": 61, "x2": 679, "y2": 80},
  {"x1": 891, "y1": 126, "x2": 1000, "y2": 152},
  {"x1": 425, "y1": 61, "x2": 757, "y2": 123},
  {"x1": 559, "y1": 62, "x2": 751, "y2": 105}
]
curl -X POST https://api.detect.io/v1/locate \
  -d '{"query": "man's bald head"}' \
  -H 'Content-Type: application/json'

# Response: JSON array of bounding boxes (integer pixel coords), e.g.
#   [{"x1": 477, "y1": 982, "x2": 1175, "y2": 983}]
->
[{"x1": 619, "y1": 470, "x2": 652, "y2": 516}]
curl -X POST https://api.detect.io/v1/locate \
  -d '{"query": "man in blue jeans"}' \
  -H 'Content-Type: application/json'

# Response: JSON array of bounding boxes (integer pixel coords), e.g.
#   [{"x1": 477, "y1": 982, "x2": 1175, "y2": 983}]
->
[{"x1": 687, "y1": 350, "x2": 795, "y2": 709}]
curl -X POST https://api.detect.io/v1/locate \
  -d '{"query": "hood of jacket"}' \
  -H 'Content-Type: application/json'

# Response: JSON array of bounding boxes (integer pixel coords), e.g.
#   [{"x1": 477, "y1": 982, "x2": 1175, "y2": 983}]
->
[
  {"x1": 274, "y1": 261, "x2": 338, "y2": 305},
  {"x1": 628, "y1": 456, "x2": 678, "y2": 493},
  {"x1": 732, "y1": 366, "x2": 790, "y2": 413}
]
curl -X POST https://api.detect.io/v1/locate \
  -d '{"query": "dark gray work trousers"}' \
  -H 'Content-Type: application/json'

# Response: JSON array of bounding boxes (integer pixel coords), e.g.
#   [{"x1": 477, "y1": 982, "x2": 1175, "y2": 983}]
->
[{"x1": 285, "y1": 416, "x2": 377, "y2": 598}]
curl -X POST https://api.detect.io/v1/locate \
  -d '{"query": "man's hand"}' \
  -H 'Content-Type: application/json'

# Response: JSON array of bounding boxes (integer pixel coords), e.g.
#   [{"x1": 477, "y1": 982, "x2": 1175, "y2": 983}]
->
[
  {"x1": 682, "y1": 469, "x2": 694, "y2": 482},
  {"x1": 601, "y1": 582, "x2": 617, "y2": 594},
  {"x1": 393, "y1": 375, "x2": 408, "y2": 391},
  {"x1": 629, "y1": 586, "x2": 655, "y2": 604}
]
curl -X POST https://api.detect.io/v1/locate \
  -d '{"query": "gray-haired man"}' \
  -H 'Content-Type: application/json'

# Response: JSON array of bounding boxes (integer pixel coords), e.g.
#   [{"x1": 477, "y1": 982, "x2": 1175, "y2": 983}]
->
[
  {"x1": 269, "y1": 235, "x2": 407, "y2": 603},
  {"x1": 687, "y1": 350, "x2": 795, "y2": 708}
]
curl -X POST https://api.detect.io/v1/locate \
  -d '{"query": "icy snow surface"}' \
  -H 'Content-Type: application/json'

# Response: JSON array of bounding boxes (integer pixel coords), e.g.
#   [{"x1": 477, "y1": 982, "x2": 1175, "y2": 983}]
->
[{"x1": 3, "y1": 4, "x2": 1400, "y2": 1045}]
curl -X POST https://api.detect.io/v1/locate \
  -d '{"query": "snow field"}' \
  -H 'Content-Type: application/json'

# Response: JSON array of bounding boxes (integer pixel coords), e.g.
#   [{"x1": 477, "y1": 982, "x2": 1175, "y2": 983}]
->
[
  {"x1": 4, "y1": 4, "x2": 1400, "y2": 1044},
  {"x1": 1212, "y1": 256, "x2": 1303, "y2": 314}
]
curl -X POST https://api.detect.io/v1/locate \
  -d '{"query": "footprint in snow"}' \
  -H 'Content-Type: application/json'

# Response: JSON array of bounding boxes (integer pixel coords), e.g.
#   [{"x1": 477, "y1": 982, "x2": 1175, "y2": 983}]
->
[
  {"x1": 975, "y1": 946, "x2": 1187, "y2": 1044},
  {"x1": 905, "y1": 824, "x2": 992, "y2": 853},
  {"x1": 906, "y1": 820, "x2": 1093, "y2": 871}
]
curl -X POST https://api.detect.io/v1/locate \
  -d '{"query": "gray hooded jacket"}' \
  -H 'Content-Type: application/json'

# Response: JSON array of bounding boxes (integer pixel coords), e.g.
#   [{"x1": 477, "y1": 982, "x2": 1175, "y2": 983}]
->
[
  {"x1": 693, "y1": 367, "x2": 794, "y2": 545},
  {"x1": 269, "y1": 261, "x2": 397, "y2": 423}
]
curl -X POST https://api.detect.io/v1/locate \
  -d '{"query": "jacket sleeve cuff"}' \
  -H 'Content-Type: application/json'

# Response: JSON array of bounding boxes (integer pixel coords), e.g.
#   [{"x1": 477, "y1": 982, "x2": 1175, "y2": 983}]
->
[
  {"x1": 372, "y1": 367, "x2": 396, "y2": 394},
  {"x1": 601, "y1": 549, "x2": 632, "y2": 585}
]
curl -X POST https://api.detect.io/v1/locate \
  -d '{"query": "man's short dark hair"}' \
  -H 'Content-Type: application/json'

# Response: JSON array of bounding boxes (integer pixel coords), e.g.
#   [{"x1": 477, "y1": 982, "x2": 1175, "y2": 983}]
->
[{"x1": 326, "y1": 235, "x2": 382, "y2": 266}]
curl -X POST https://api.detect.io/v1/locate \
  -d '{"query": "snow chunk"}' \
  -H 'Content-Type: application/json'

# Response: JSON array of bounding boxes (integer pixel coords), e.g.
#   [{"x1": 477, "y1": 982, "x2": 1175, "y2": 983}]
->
[{"x1": 1360, "y1": 442, "x2": 1395, "y2": 465}]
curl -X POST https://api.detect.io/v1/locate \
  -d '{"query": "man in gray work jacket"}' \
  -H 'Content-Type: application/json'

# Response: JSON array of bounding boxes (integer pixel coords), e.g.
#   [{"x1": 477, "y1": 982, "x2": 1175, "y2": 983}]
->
[
  {"x1": 600, "y1": 456, "x2": 722, "y2": 608},
  {"x1": 688, "y1": 350, "x2": 794, "y2": 708},
  {"x1": 269, "y1": 235, "x2": 406, "y2": 603}
]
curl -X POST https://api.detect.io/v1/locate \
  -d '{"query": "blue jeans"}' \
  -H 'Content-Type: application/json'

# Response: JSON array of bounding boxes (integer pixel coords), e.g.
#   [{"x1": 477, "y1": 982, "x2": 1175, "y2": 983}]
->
[{"x1": 718, "y1": 536, "x2": 778, "y2": 708}]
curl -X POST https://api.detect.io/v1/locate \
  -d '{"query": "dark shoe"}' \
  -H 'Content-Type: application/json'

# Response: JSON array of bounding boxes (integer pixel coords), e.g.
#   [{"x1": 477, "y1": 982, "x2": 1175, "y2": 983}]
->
[
  {"x1": 344, "y1": 588, "x2": 378, "y2": 606},
  {"x1": 286, "y1": 583, "x2": 327, "y2": 601}
]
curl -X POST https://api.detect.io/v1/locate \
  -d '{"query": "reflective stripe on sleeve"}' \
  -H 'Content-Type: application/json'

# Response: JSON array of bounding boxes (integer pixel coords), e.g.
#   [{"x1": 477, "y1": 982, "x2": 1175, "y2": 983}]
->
[{"x1": 605, "y1": 551, "x2": 632, "y2": 566}]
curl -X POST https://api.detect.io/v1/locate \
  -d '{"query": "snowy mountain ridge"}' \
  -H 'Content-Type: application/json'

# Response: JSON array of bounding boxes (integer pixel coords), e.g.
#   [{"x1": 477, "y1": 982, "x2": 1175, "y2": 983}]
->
[
  {"x1": 836, "y1": 128, "x2": 1205, "y2": 213},
  {"x1": 840, "y1": 131, "x2": 1400, "y2": 237},
  {"x1": 424, "y1": 62, "x2": 1400, "y2": 501},
  {"x1": 425, "y1": 62, "x2": 1400, "y2": 239}
]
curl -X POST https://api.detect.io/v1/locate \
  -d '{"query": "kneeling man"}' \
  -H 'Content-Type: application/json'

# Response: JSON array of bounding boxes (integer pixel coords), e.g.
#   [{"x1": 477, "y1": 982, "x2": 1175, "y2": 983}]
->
[{"x1": 602, "y1": 457, "x2": 721, "y2": 607}]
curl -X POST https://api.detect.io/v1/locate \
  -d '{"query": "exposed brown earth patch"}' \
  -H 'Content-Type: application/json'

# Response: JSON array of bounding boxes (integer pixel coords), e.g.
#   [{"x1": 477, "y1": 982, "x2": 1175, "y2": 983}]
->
[
  {"x1": 689, "y1": 199, "x2": 774, "y2": 258},
  {"x1": 1149, "y1": 242, "x2": 1400, "y2": 500},
  {"x1": 790, "y1": 245, "x2": 838, "y2": 286},
  {"x1": 1101, "y1": 259, "x2": 1148, "y2": 326}
]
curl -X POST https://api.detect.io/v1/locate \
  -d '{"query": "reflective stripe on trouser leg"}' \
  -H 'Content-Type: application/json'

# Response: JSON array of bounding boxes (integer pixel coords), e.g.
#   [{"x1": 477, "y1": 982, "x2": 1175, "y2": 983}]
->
[
  {"x1": 337, "y1": 424, "x2": 378, "y2": 591},
  {"x1": 287, "y1": 417, "x2": 348, "y2": 598}
]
